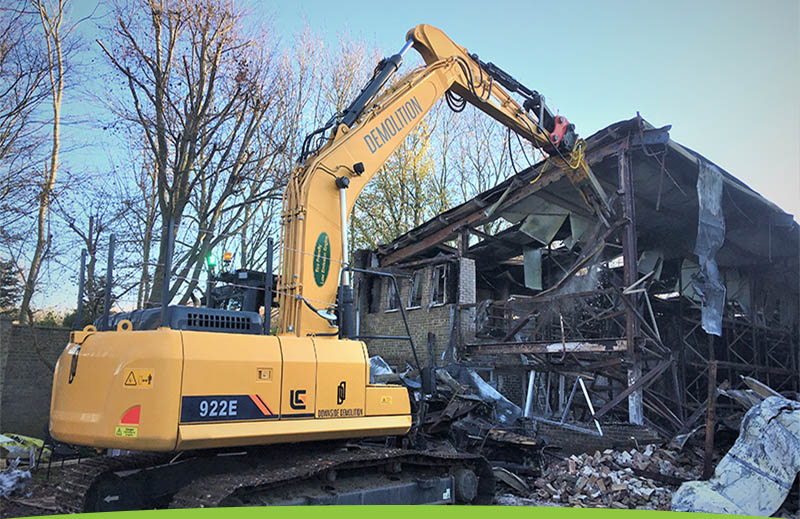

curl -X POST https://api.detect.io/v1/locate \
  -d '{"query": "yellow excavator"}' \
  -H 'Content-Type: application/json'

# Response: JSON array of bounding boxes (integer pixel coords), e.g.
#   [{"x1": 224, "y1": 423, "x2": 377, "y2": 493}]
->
[{"x1": 49, "y1": 24, "x2": 608, "y2": 511}]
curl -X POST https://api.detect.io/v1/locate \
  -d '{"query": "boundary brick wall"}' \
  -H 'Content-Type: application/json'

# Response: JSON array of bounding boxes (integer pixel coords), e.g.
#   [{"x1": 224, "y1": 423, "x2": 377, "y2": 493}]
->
[{"x1": 0, "y1": 319, "x2": 69, "y2": 436}]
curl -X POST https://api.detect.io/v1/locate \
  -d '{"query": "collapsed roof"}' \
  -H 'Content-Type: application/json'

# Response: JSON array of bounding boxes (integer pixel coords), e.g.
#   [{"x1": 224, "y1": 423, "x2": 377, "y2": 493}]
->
[{"x1": 375, "y1": 115, "x2": 799, "y2": 330}]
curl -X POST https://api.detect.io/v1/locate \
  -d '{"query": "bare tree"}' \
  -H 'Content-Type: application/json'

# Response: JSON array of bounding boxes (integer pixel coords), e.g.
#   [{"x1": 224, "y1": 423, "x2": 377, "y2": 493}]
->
[
  {"x1": 209, "y1": 26, "x2": 330, "y2": 281},
  {"x1": 121, "y1": 152, "x2": 159, "y2": 309},
  {"x1": 99, "y1": 0, "x2": 291, "y2": 305},
  {"x1": 0, "y1": 0, "x2": 49, "y2": 245},
  {"x1": 454, "y1": 106, "x2": 519, "y2": 201},
  {"x1": 53, "y1": 184, "x2": 112, "y2": 307},
  {"x1": 17, "y1": 0, "x2": 69, "y2": 323},
  {"x1": 351, "y1": 117, "x2": 449, "y2": 251}
]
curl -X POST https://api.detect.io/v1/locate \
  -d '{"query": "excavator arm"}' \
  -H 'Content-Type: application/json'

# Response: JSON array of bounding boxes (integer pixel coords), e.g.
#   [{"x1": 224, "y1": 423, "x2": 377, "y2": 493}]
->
[{"x1": 278, "y1": 24, "x2": 609, "y2": 337}]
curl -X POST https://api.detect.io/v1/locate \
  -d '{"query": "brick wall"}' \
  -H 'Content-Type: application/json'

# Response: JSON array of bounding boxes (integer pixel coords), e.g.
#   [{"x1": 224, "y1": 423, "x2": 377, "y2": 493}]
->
[
  {"x1": 457, "y1": 258, "x2": 477, "y2": 348},
  {"x1": 495, "y1": 369, "x2": 526, "y2": 406},
  {"x1": 537, "y1": 422, "x2": 662, "y2": 455},
  {"x1": 358, "y1": 262, "x2": 454, "y2": 368},
  {"x1": 0, "y1": 319, "x2": 69, "y2": 437},
  {"x1": 358, "y1": 257, "x2": 477, "y2": 369}
]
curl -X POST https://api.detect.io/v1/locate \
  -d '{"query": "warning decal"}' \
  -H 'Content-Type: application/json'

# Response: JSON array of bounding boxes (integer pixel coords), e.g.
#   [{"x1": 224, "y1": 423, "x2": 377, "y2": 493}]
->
[
  {"x1": 123, "y1": 369, "x2": 153, "y2": 388},
  {"x1": 114, "y1": 426, "x2": 138, "y2": 438}
]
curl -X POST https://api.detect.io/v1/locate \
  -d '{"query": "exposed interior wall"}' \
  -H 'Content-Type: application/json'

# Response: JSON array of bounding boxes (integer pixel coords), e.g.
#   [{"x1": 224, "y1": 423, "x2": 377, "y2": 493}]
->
[{"x1": 358, "y1": 262, "x2": 454, "y2": 368}]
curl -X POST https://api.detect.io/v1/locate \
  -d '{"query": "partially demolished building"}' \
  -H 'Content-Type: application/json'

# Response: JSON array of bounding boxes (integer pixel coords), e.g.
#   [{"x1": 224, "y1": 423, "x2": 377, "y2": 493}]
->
[{"x1": 354, "y1": 115, "x2": 799, "y2": 469}]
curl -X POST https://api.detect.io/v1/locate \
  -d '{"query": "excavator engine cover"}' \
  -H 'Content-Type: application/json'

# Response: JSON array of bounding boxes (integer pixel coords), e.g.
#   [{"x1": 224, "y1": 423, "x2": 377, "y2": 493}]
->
[{"x1": 50, "y1": 309, "x2": 411, "y2": 451}]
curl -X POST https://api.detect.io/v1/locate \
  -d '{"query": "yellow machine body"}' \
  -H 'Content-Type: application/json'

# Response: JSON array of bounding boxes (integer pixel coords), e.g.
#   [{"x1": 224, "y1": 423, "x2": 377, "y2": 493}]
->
[{"x1": 50, "y1": 327, "x2": 410, "y2": 451}]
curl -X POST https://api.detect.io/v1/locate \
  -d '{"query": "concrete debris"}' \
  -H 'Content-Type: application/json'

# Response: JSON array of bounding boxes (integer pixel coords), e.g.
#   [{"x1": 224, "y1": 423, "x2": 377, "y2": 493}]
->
[
  {"x1": 666, "y1": 426, "x2": 703, "y2": 450},
  {"x1": 374, "y1": 359, "x2": 800, "y2": 514},
  {"x1": 386, "y1": 360, "x2": 539, "y2": 478},
  {"x1": 741, "y1": 375, "x2": 783, "y2": 399},
  {"x1": 442, "y1": 364, "x2": 522, "y2": 426},
  {"x1": 671, "y1": 396, "x2": 800, "y2": 516},
  {"x1": 532, "y1": 446, "x2": 701, "y2": 510},
  {"x1": 391, "y1": 361, "x2": 524, "y2": 436},
  {"x1": 0, "y1": 434, "x2": 48, "y2": 465},
  {"x1": 0, "y1": 459, "x2": 31, "y2": 498},
  {"x1": 494, "y1": 493, "x2": 556, "y2": 507},
  {"x1": 465, "y1": 369, "x2": 521, "y2": 425},
  {"x1": 717, "y1": 388, "x2": 764, "y2": 410}
]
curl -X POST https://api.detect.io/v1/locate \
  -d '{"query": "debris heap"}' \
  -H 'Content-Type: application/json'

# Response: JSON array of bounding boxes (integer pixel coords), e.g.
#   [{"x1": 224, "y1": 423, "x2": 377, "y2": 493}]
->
[{"x1": 531, "y1": 445, "x2": 701, "y2": 510}]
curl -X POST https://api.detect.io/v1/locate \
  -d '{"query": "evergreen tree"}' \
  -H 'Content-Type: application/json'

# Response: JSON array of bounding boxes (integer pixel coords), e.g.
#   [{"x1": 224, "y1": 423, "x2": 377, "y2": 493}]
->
[{"x1": 0, "y1": 260, "x2": 23, "y2": 315}]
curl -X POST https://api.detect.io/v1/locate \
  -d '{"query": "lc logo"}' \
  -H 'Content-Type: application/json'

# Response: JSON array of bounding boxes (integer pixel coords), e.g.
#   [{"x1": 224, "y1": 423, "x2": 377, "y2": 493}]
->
[
  {"x1": 337, "y1": 381, "x2": 346, "y2": 405},
  {"x1": 289, "y1": 389, "x2": 306, "y2": 410}
]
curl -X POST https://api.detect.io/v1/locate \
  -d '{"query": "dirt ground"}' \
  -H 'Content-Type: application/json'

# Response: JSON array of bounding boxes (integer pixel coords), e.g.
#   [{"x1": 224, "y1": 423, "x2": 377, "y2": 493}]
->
[{"x1": 0, "y1": 465, "x2": 63, "y2": 518}]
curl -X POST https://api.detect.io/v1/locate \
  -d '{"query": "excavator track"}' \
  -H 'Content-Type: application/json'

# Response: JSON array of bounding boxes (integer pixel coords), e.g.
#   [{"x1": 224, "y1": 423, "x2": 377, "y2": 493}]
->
[
  {"x1": 170, "y1": 446, "x2": 494, "y2": 508},
  {"x1": 56, "y1": 452, "x2": 175, "y2": 514},
  {"x1": 55, "y1": 443, "x2": 494, "y2": 512}
]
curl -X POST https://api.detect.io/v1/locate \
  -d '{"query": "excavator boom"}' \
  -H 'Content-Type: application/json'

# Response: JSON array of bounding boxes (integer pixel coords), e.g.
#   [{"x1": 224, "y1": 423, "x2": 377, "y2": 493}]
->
[{"x1": 278, "y1": 24, "x2": 609, "y2": 338}]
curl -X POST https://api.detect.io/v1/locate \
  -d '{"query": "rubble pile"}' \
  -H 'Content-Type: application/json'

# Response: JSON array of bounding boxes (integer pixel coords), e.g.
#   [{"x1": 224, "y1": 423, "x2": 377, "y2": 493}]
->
[
  {"x1": 531, "y1": 445, "x2": 701, "y2": 510},
  {"x1": 0, "y1": 459, "x2": 31, "y2": 499},
  {"x1": 672, "y1": 396, "x2": 800, "y2": 516}
]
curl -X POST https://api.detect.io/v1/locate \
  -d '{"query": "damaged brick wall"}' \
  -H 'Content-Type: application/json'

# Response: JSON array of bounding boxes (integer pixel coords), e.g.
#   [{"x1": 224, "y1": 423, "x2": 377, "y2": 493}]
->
[
  {"x1": 495, "y1": 369, "x2": 525, "y2": 406},
  {"x1": 357, "y1": 257, "x2": 477, "y2": 368},
  {"x1": 536, "y1": 422, "x2": 663, "y2": 455},
  {"x1": 0, "y1": 319, "x2": 68, "y2": 436},
  {"x1": 358, "y1": 261, "x2": 453, "y2": 367},
  {"x1": 360, "y1": 305, "x2": 452, "y2": 368}
]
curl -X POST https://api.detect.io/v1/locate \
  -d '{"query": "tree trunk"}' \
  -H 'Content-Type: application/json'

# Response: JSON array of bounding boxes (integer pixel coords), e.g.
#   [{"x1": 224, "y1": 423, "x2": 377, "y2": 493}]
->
[
  {"x1": 18, "y1": 0, "x2": 63, "y2": 323},
  {"x1": 18, "y1": 162, "x2": 56, "y2": 323},
  {"x1": 147, "y1": 213, "x2": 171, "y2": 305},
  {"x1": 137, "y1": 222, "x2": 153, "y2": 308}
]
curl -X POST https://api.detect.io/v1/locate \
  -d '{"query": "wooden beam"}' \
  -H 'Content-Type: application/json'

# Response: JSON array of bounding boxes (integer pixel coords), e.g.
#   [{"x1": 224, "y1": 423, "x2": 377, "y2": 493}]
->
[
  {"x1": 676, "y1": 399, "x2": 709, "y2": 435},
  {"x1": 380, "y1": 128, "x2": 671, "y2": 267},
  {"x1": 703, "y1": 361, "x2": 718, "y2": 479},
  {"x1": 593, "y1": 359, "x2": 672, "y2": 419},
  {"x1": 381, "y1": 168, "x2": 565, "y2": 265},
  {"x1": 580, "y1": 357, "x2": 626, "y2": 372},
  {"x1": 469, "y1": 340, "x2": 626, "y2": 356},
  {"x1": 392, "y1": 254, "x2": 457, "y2": 270},
  {"x1": 585, "y1": 127, "x2": 671, "y2": 167},
  {"x1": 687, "y1": 361, "x2": 797, "y2": 377},
  {"x1": 498, "y1": 218, "x2": 626, "y2": 342}
]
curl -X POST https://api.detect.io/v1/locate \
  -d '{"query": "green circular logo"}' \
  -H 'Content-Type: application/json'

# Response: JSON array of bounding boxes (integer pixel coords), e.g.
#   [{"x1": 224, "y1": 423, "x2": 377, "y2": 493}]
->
[{"x1": 313, "y1": 232, "x2": 331, "y2": 287}]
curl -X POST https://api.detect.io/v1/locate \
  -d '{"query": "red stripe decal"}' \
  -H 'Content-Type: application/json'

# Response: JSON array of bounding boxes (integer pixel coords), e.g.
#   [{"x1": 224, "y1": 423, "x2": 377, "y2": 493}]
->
[
  {"x1": 249, "y1": 394, "x2": 269, "y2": 415},
  {"x1": 255, "y1": 394, "x2": 273, "y2": 415}
]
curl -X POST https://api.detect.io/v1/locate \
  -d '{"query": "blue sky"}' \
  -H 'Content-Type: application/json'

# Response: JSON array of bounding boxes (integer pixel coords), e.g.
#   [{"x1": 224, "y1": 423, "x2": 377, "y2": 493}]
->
[
  {"x1": 249, "y1": 0, "x2": 799, "y2": 217},
  {"x1": 68, "y1": 0, "x2": 798, "y2": 213},
  {"x1": 45, "y1": 0, "x2": 798, "y2": 311}
]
